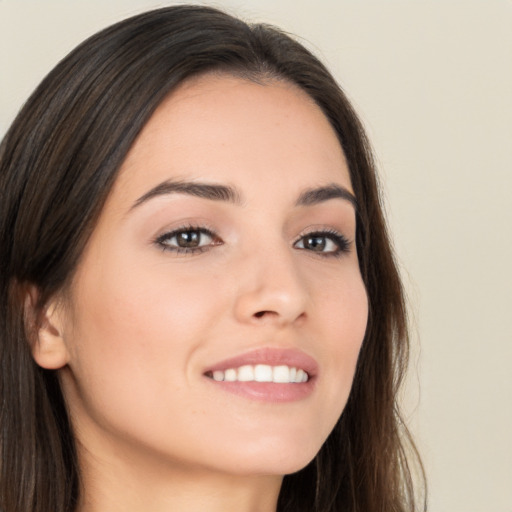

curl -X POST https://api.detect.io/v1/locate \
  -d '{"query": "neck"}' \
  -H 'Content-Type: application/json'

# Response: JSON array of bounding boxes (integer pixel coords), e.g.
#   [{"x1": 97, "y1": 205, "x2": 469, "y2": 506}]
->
[{"x1": 76, "y1": 439, "x2": 282, "y2": 512}]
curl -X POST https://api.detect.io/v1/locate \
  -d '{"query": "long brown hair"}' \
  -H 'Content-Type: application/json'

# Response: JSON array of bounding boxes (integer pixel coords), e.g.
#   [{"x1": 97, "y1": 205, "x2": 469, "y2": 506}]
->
[{"x1": 0, "y1": 5, "x2": 425, "y2": 511}]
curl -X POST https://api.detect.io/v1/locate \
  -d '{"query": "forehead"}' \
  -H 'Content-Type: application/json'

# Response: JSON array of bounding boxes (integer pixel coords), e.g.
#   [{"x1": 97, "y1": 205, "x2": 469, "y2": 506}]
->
[{"x1": 114, "y1": 73, "x2": 352, "y2": 205}]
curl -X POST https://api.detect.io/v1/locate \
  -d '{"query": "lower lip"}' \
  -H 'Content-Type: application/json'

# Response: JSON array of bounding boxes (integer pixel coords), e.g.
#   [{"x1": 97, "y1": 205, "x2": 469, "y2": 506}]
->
[{"x1": 204, "y1": 377, "x2": 315, "y2": 403}]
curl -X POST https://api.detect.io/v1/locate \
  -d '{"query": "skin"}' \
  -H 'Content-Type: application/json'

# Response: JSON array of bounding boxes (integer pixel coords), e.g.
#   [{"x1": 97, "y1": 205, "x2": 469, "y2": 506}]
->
[{"x1": 33, "y1": 74, "x2": 368, "y2": 512}]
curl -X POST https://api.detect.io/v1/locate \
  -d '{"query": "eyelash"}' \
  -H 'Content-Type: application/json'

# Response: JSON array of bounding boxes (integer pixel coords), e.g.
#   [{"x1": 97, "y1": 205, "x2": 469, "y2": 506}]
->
[
  {"x1": 154, "y1": 224, "x2": 219, "y2": 255},
  {"x1": 294, "y1": 229, "x2": 351, "y2": 258},
  {"x1": 154, "y1": 225, "x2": 351, "y2": 257}
]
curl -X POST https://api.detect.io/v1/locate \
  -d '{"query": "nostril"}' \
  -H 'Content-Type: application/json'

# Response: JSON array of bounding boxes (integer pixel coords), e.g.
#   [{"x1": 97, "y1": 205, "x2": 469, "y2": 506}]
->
[{"x1": 254, "y1": 310, "x2": 274, "y2": 318}]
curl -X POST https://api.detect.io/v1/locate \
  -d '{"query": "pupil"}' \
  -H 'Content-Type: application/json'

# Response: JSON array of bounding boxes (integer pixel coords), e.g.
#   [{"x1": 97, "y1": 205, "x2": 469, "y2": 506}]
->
[
  {"x1": 306, "y1": 236, "x2": 326, "y2": 251},
  {"x1": 177, "y1": 231, "x2": 200, "y2": 247}
]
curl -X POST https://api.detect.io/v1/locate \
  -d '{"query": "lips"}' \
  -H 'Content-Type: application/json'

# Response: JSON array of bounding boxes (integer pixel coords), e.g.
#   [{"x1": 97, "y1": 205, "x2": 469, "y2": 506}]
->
[{"x1": 203, "y1": 348, "x2": 318, "y2": 402}]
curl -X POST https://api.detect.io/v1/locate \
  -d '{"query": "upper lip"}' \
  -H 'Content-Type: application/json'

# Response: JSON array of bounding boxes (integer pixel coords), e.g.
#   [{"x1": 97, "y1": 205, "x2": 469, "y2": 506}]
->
[{"x1": 204, "y1": 347, "x2": 318, "y2": 377}]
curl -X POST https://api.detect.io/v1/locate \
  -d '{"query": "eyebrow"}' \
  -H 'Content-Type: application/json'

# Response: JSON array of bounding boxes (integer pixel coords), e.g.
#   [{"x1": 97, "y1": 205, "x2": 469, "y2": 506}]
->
[
  {"x1": 131, "y1": 180, "x2": 243, "y2": 209},
  {"x1": 296, "y1": 184, "x2": 358, "y2": 210},
  {"x1": 131, "y1": 179, "x2": 357, "y2": 211}
]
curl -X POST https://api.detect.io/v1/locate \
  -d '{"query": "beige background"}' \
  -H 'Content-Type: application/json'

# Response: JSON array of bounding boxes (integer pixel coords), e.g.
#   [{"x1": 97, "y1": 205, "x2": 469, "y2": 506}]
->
[{"x1": 1, "y1": 1, "x2": 511, "y2": 510}]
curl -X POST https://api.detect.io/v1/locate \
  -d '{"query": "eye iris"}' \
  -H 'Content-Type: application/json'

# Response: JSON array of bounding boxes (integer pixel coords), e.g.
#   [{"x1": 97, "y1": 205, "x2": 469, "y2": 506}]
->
[
  {"x1": 305, "y1": 236, "x2": 327, "y2": 251},
  {"x1": 177, "y1": 230, "x2": 201, "y2": 247}
]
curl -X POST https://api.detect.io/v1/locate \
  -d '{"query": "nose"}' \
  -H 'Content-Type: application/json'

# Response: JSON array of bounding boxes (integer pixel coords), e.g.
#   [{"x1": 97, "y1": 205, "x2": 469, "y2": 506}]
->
[{"x1": 232, "y1": 243, "x2": 309, "y2": 327}]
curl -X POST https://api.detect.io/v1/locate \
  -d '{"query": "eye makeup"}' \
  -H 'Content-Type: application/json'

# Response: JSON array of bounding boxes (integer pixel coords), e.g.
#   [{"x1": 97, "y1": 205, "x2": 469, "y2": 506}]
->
[
  {"x1": 293, "y1": 228, "x2": 351, "y2": 258},
  {"x1": 154, "y1": 224, "x2": 222, "y2": 254},
  {"x1": 153, "y1": 222, "x2": 352, "y2": 258}
]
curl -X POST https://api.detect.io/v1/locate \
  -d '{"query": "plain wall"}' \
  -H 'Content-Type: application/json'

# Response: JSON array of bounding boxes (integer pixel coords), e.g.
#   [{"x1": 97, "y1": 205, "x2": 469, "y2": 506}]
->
[{"x1": 1, "y1": 1, "x2": 511, "y2": 510}]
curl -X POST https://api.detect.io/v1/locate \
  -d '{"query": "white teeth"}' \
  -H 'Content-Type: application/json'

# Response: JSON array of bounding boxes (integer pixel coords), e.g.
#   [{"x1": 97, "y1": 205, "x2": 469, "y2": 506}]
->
[
  {"x1": 254, "y1": 364, "x2": 273, "y2": 382},
  {"x1": 237, "y1": 365, "x2": 254, "y2": 381},
  {"x1": 224, "y1": 368, "x2": 237, "y2": 382},
  {"x1": 273, "y1": 365, "x2": 290, "y2": 383},
  {"x1": 208, "y1": 364, "x2": 309, "y2": 383}
]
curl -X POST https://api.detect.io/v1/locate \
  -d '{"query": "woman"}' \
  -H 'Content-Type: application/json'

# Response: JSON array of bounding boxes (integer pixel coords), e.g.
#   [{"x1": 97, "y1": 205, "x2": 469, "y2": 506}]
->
[{"x1": 0, "y1": 5, "x2": 425, "y2": 512}]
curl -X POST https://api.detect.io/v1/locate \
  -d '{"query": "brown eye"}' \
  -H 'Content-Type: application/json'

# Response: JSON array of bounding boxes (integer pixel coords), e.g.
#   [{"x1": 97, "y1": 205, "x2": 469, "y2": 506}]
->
[
  {"x1": 175, "y1": 230, "x2": 203, "y2": 248},
  {"x1": 302, "y1": 235, "x2": 327, "y2": 252},
  {"x1": 294, "y1": 231, "x2": 350, "y2": 256},
  {"x1": 156, "y1": 227, "x2": 217, "y2": 253}
]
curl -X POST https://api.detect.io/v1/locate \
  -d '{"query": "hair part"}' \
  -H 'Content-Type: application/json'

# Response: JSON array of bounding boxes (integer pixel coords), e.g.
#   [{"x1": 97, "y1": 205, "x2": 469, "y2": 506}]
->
[{"x1": 0, "y1": 5, "x2": 425, "y2": 511}]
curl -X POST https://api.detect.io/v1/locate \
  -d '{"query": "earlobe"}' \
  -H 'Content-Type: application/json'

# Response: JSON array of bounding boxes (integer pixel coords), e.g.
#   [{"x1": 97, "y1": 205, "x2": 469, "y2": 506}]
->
[{"x1": 24, "y1": 288, "x2": 71, "y2": 370}]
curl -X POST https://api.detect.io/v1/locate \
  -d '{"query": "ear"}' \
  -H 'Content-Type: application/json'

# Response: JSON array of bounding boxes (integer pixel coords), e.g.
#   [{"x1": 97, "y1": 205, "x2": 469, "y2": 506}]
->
[{"x1": 24, "y1": 287, "x2": 71, "y2": 370}]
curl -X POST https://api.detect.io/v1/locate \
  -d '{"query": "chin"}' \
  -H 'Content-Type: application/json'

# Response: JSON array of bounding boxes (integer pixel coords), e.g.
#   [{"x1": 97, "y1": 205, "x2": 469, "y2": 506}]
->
[{"x1": 199, "y1": 432, "x2": 324, "y2": 477}]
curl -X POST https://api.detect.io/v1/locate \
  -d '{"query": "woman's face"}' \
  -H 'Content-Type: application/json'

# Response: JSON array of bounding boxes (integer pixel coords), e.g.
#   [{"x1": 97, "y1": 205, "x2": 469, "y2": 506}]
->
[{"x1": 55, "y1": 74, "x2": 368, "y2": 477}]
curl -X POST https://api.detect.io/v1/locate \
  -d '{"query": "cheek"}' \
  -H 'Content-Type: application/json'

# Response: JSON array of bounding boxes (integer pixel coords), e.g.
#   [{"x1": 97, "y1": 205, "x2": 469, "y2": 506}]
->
[
  {"x1": 79, "y1": 248, "x2": 220, "y2": 335},
  {"x1": 314, "y1": 268, "x2": 368, "y2": 402},
  {"x1": 315, "y1": 264, "x2": 368, "y2": 346},
  {"x1": 64, "y1": 257, "x2": 224, "y2": 415}
]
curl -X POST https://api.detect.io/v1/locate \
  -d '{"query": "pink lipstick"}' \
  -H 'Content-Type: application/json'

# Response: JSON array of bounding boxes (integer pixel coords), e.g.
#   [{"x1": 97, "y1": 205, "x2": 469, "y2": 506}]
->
[{"x1": 203, "y1": 348, "x2": 317, "y2": 402}]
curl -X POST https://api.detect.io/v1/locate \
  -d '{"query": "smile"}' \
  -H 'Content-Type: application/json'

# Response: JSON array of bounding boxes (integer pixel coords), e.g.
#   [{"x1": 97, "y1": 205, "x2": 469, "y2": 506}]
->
[
  {"x1": 203, "y1": 347, "x2": 318, "y2": 401},
  {"x1": 207, "y1": 364, "x2": 309, "y2": 383}
]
